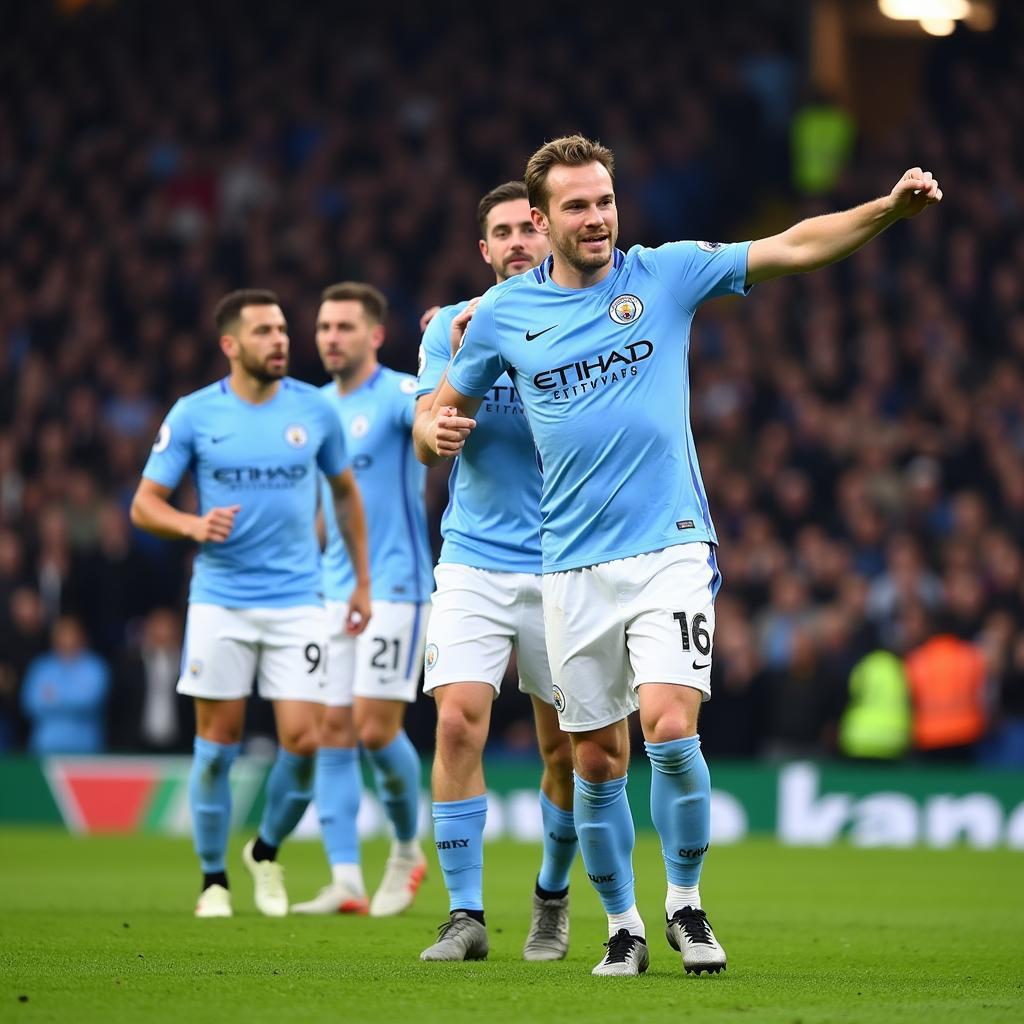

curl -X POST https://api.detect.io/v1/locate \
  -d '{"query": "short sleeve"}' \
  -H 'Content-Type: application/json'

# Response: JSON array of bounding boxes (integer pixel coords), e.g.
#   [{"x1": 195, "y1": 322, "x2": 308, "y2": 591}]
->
[
  {"x1": 316, "y1": 401, "x2": 350, "y2": 478},
  {"x1": 642, "y1": 240, "x2": 752, "y2": 311},
  {"x1": 141, "y1": 399, "x2": 195, "y2": 489},
  {"x1": 445, "y1": 294, "x2": 507, "y2": 399},
  {"x1": 415, "y1": 306, "x2": 458, "y2": 398}
]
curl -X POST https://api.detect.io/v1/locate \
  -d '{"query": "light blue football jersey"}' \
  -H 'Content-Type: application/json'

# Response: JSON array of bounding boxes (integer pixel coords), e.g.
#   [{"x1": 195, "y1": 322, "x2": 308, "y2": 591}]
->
[
  {"x1": 142, "y1": 377, "x2": 349, "y2": 607},
  {"x1": 320, "y1": 366, "x2": 433, "y2": 603},
  {"x1": 446, "y1": 241, "x2": 752, "y2": 573},
  {"x1": 416, "y1": 302, "x2": 542, "y2": 573}
]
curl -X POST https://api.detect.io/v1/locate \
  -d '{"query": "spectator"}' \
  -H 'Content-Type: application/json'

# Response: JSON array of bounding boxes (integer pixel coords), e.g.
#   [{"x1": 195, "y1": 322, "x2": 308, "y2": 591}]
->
[
  {"x1": 0, "y1": 589, "x2": 48, "y2": 751},
  {"x1": 20, "y1": 615, "x2": 110, "y2": 754},
  {"x1": 790, "y1": 88, "x2": 856, "y2": 196},
  {"x1": 838, "y1": 651, "x2": 911, "y2": 760},
  {"x1": 761, "y1": 624, "x2": 848, "y2": 759},
  {"x1": 866, "y1": 535, "x2": 943, "y2": 648},
  {"x1": 67, "y1": 501, "x2": 149, "y2": 660},
  {"x1": 107, "y1": 608, "x2": 191, "y2": 753},
  {"x1": 905, "y1": 632, "x2": 988, "y2": 760}
]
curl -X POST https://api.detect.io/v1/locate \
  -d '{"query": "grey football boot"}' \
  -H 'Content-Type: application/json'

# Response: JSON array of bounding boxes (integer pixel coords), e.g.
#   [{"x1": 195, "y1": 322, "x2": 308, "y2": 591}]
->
[
  {"x1": 420, "y1": 911, "x2": 489, "y2": 962},
  {"x1": 523, "y1": 891, "x2": 570, "y2": 961}
]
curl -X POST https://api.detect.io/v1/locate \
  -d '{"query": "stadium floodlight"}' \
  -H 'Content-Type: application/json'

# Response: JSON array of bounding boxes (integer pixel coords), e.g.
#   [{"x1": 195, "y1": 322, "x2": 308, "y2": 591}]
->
[
  {"x1": 919, "y1": 16, "x2": 956, "y2": 33},
  {"x1": 877, "y1": 0, "x2": 969, "y2": 19}
]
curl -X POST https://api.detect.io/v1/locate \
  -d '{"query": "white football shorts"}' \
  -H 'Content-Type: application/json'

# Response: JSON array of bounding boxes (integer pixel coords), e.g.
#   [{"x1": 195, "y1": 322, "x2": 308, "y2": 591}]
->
[
  {"x1": 325, "y1": 599, "x2": 430, "y2": 705},
  {"x1": 422, "y1": 563, "x2": 553, "y2": 703},
  {"x1": 177, "y1": 603, "x2": 329, "y2": 703},
  {"x1": 542, "y1": 543, "x2": 721, "y2": 732}
]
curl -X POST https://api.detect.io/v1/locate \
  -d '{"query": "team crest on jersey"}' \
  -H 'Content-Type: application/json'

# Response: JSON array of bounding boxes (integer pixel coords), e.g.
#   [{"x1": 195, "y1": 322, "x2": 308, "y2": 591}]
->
[
  {"x1": 424, "y1": 643, "x2": 438, "y2": 671},
  {"x1": 152, "y1": 423, "x2": 171, "y2": 453},
  {"x1": 609, "y1": 294, "x2": 644, "y2": 325},
  {"x1": 400, "y1": 377, "x2": 418, "y2": 395},
  {"x1": 350, "y1": 414, "x2": 370, "y2": 439},
  {"x1": 696, "y1": 241, "x2": 726, "y2": 252},
  {"x1": 189, "y1": 659, "x2": 203, "y2": 678},
  {"x1": 552, "y1": 685, "x2": 566, "y2": 713},
  {"x1": 284, "y1": 424, "x2": 308, "y2": 448},
  {"x1": 417, "y1": 344, "x2": 427, "y2": 379}
]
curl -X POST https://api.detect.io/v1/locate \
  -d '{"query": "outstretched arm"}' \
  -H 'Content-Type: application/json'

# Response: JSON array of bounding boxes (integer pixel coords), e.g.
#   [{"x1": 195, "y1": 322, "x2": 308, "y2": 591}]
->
[{"x1": 745, "y1": 167, "x2": 942, "y2": 287}]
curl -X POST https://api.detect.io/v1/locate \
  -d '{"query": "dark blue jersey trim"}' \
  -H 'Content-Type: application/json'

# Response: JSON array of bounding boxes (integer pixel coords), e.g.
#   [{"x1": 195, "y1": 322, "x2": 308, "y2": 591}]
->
[{"x1": 707, "y1": 544, "x2": 722, "y2": 599}]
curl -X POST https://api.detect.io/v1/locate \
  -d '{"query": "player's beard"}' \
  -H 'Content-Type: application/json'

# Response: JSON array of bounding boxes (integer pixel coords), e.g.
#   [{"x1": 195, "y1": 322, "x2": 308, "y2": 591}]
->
[
  {"x1": 319, "y1": 350, "x2": 347, "y2": 379},
  {"x1": 500, "y1": 249, "x2": 535, "y2": 280},
  {"x1": 239, "y1": 346, "x2": 287, "y2": 383},
  {"x1": 550, "y1": 221, "x2": 616, "y2": 276},
  {"x1": 333, "y1": 350, "x2": 368, "y2": 385}
]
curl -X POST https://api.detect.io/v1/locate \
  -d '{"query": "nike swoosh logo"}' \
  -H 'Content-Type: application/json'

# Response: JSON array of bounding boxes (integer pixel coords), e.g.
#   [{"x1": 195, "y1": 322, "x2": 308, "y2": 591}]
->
[
  {"x1": 692, "y1": 660, "x2": 711, "y2": 671},
  {"x1": 211, "y1": 435, "x2": 232, "y2": 444},
  {"x1": 525, "y1": 325, "x2": 558, "y2": 341}
]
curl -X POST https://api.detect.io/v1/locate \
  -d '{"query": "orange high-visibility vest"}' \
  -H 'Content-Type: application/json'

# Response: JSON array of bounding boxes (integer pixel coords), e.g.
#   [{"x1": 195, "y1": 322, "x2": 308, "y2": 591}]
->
[{"x1": 904, "y1": 635, "x2": 987, "y2": 750}]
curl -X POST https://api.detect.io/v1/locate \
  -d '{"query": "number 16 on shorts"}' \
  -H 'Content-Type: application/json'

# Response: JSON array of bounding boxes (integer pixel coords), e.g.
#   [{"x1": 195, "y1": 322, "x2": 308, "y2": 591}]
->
[{"x1": 673, "y1": 611, "x2": 712, "y2": 671}]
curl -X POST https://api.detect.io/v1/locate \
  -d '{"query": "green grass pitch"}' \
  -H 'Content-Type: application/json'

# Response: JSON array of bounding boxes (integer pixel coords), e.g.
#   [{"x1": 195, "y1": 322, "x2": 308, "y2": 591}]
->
[{"x1": 1, "y1": 829, "x2": 1021, "y2": 1023}]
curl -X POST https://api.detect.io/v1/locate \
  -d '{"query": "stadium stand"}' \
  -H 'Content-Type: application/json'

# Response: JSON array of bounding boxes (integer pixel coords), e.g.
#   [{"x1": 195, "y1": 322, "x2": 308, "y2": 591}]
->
[{"x1": 1, "y1": 1, "x2": 1022, "y2": 763}]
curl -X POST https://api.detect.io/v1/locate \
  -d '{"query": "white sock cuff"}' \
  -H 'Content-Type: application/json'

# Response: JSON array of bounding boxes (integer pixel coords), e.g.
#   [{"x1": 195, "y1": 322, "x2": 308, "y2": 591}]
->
[
  {"x1": 666, "y1": 883, "x2": 701, "y2": 916},
  {"x1": 331, "y1": 863, "x2": 366, "y2": 891},
  {"x1": 607, "y1": 904, "x2": 645, "y2": 938},
  {"x1": 393, "y1": 838, "x2": 421, "y2": 860}
]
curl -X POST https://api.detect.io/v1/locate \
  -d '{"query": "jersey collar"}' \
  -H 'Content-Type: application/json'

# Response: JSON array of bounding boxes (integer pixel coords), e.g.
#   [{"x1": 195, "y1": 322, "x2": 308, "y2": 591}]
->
[
  {"x1": 337, "y1": 364, "x2": 383, "y2": 400},
  {"x1": 533, "y1": 249, "x2": 626, "y2": 290}
]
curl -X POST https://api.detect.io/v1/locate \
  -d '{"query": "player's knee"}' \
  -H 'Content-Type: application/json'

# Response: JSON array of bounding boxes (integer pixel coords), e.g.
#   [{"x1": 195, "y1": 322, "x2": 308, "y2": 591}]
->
[
  {"x1": 319, "y1": 709, "x2": 356, "y2": 747},
  {"x1": 572, "y1": 739, "x2": 626, "y2": 783},
  {"x1": 435, "y1": 701, "x2": 486, "y2": 758},
  {"x1": 197, "y1": 722, "x2": 243, "y2": 746},
  {"x1": 278, "y1": 726, "x2": 319, "y2": 757},
  {"x1": 641, "y1": 710, "x2": 699, "y2": 745},
  {"x1": 358, "y1": 718, "x2": 398, "y2": 751},
  {"x1": 540, "y1": 736, "x2": 574, "y2": 782}
]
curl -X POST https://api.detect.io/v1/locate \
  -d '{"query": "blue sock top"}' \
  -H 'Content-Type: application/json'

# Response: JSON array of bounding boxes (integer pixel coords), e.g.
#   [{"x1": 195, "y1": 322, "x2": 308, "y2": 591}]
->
[
  {"x1": 433, "y1": 794, "x2": 488, "y2": 820},
  {"x1": 193, "y1": 736, "x2": 241, "y2": 759},
  {"x1": 539, "y1": 790, "x2": 575, "y2": 828},
  {"x1": 573, "y1": 773, "x2": 628, "y2": 805},
  {"x1": 645, "y1": 735, "x2": 701, "y2": 773}
]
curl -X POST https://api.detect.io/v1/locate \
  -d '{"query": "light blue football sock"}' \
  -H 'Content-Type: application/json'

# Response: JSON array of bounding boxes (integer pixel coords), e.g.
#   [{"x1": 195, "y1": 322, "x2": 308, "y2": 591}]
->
[
  {"x1": 646, "y1": 735, "x2": 711, "y2": 887},
  {"x1": 189, "y1": 736, "x2": 240, "y2": 874},
  {"x1": 573, "y1": 774, "x2": 636, "y2": 914},
  {"x1": 258, "y1": 747, "x2": 315, "y2": 848},
  {"x1": 433, "y1": 795, "x2": 487, "y2": 912},
  {"x1": 366, "y1": 731, "x2": 421, "y2": 842},
  {"x1": 316, "y1": 746, "x2": 362, "y2": 865},
  {"x1": 537, "y1": 791, "x2": 577, "y2": 894}
]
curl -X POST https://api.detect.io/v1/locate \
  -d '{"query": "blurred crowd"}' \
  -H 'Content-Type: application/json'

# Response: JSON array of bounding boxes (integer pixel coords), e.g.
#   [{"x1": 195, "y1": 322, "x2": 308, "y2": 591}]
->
[{"x1": 1, "y1": 2, "x2": 1022, "y2": 764}]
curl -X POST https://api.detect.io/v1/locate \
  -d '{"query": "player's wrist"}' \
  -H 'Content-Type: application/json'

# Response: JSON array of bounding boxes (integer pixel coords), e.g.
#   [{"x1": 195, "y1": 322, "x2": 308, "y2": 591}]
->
[
  {"x1": 183, "y1": 513, "x2": 204, "y2": 542},
  {"x1": 879, "y1": 193, "x2": 903, "y2": 221}
]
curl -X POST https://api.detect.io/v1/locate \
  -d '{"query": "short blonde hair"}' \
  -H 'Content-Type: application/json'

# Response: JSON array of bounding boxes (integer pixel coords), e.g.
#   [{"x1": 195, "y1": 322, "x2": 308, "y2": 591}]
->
[{"x1": 525, "y1": 135, "x2": 615, "y2": 213}]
